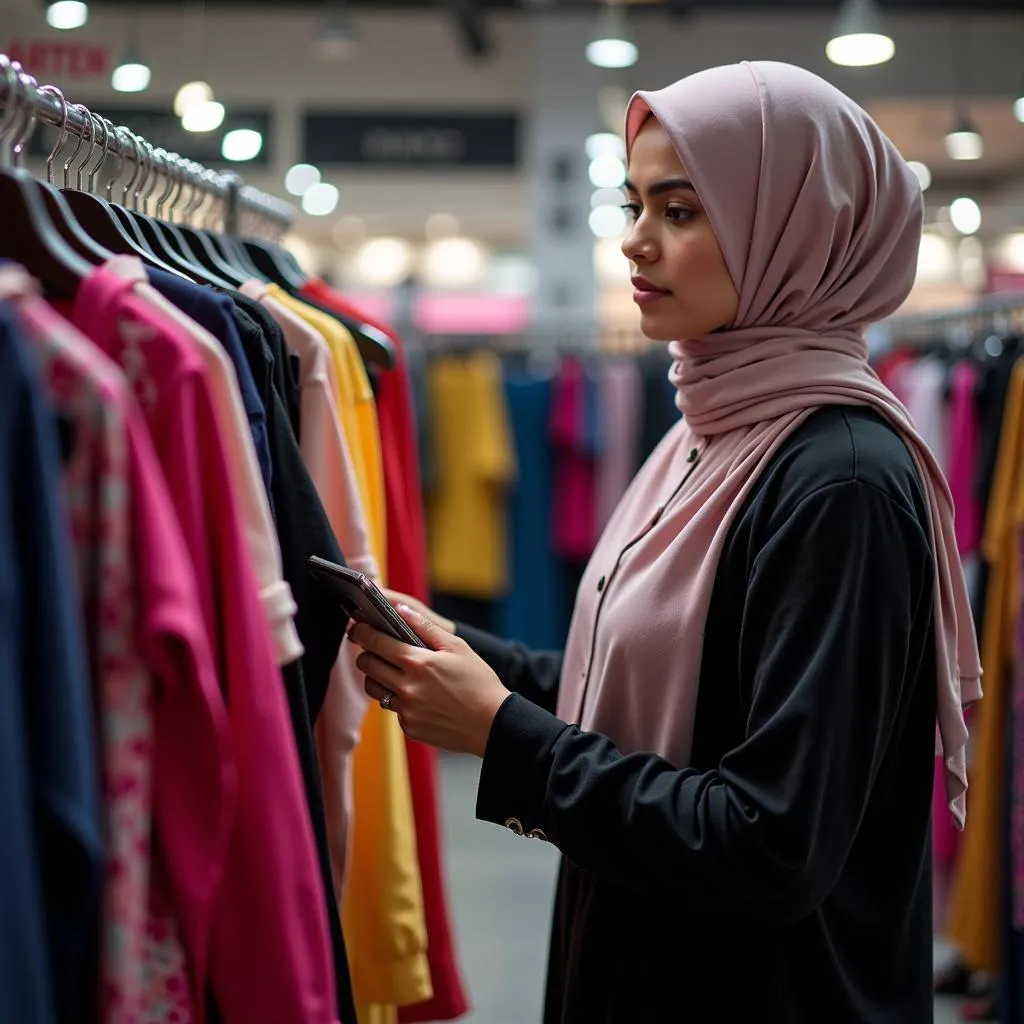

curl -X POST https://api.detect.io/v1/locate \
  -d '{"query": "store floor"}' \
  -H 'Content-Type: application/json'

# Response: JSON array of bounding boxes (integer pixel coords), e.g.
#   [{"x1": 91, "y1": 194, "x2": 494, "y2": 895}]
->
[{"x1": 437, "y1": 752, "x2": 965, "y2": 1024}]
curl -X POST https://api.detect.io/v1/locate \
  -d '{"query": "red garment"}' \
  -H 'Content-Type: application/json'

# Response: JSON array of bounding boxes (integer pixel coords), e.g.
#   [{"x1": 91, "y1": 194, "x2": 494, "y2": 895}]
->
[
  {"x1": 303, "y1": 280, "x2": 470, "y2": 1022},
  {"x1": 68, "y1": 262, "x2": 340, "y2": 1024}
]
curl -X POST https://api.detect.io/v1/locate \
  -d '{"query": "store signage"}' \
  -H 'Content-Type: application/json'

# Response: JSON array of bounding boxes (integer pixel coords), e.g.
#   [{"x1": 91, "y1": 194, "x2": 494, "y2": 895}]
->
[
  {"x1": 5, "y1": 39, "x2": 110, "y2": 79},
  {"x1": 27, "y1": 106, "x2": 273, "y2": 169},
  {"x1": 303, "y1": 111, "x2": 519, "y2": 169}
]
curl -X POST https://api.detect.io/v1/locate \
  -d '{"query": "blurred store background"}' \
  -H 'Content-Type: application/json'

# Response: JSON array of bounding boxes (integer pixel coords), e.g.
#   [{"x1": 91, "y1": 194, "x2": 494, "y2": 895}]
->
[{"x1": 2, "y1": 1, "x2": 1023, "y2": 1022}]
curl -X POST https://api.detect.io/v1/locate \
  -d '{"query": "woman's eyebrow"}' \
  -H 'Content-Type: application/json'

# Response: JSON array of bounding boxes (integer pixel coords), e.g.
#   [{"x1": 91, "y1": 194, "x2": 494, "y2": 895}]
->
[{"x1": 624, "y1": 177, "x2": 696, "y2": 197}]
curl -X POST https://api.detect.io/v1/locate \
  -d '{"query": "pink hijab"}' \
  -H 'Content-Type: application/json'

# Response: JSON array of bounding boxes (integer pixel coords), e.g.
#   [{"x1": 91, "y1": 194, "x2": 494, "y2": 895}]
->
[{"x1": 555, "y1": 61, "x2": 981, "y2": 826}]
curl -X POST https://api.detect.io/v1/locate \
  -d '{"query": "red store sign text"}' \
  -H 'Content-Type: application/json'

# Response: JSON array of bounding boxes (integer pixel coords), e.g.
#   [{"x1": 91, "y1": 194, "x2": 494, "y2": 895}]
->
[{"x1": 5, "y1": 39, "x2": 110, "y2": 79}]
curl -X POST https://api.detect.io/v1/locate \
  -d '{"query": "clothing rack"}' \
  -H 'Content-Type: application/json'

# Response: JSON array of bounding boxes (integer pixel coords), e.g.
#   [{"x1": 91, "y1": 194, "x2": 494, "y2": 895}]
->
[
  {"x1": 0, "y1": 54, "x2": 294, "y2": 237},
  {"x1": 884, "y1": 291, "x2": 1024, "y2": 343}
]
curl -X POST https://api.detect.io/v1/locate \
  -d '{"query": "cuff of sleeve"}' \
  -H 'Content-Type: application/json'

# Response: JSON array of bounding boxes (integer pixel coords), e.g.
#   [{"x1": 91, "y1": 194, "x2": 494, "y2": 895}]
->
[
  {"x1": 475, "y1": 693, "x2": 568, "y2": 836},
  {"x1": 454, "y1": 622, "x2": 505, "y2": 662}
]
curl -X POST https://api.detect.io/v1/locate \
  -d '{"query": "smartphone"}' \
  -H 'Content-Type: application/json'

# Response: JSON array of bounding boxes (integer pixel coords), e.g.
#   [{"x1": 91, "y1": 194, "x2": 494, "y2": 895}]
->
[{"x1": 307, "y1": 555, "x2": 427, "y2": 648}]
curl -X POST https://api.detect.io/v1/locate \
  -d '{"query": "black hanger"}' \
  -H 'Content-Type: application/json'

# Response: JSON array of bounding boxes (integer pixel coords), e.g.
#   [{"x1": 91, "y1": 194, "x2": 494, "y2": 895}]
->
[
  {"x1": 215, "y1": 233, "x2": 267, "y2": 282},
  {"x1": 241, "y1": 235, "x2": 308, "y2": 291},
  {"x1": 0, "y1": 63, "x2": 90, "y2": 298}
]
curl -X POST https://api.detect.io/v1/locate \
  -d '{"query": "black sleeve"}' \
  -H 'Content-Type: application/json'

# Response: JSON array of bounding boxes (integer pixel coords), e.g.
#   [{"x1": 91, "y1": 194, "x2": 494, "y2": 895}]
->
[
  {"x1": 454, "y1": 623, "x2": 563, "y2": 715},
  {"x1": 475, "y1": 479, "x2": 932, "y2": 923}
]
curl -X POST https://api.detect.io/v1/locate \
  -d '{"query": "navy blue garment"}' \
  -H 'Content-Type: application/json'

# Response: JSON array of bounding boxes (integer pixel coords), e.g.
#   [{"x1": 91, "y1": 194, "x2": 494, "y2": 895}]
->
[
  {"x1": 0, "y1": 302, "x2": 104, "y2": 1023},
  {"x1": 144, "y1": 268, "x2": 273, "y2": 500},
  {"x1": 581, "y1": 361, "x2": 604, "y2": 460},
  {"x1": 638, "y1": 352, "x2": 679, "y2": 463},
  {"x1": 496, "y1": 373, "x2": 568, "y2": 651}
]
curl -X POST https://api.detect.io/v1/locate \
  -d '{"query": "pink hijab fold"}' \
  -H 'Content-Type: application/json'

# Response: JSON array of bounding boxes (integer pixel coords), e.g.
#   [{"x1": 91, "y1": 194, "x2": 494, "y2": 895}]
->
[{"x1": 555, "y1": 61, "x2": 981, "y2": 826}]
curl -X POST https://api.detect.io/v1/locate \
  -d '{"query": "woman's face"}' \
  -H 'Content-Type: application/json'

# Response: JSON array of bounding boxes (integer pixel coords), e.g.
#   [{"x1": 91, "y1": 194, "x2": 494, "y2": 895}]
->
[{"x1": 622, "y1": 118, "x2": 739, "y2": 341}]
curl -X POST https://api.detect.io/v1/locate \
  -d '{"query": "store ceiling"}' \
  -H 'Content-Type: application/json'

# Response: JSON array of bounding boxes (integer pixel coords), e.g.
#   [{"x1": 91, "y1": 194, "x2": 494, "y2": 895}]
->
[{"x1": 80, "y1": 0, "x2": 1024, "y2": 11}]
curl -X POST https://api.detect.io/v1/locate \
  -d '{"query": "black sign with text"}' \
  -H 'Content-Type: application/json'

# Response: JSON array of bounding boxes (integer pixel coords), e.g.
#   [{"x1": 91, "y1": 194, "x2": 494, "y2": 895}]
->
[
  {"x1": 26, "y1": 105, "x2": 273, "y2": 169},
  {"x1": 303, "y1": 110, "x2": 519, "y2": 169}
]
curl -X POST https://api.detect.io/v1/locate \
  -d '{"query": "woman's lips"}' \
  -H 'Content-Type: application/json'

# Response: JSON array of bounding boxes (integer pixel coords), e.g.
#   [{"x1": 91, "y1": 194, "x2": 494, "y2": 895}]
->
[{"x1": 632, "y1": 279, "x2": 671, "y2": 305}]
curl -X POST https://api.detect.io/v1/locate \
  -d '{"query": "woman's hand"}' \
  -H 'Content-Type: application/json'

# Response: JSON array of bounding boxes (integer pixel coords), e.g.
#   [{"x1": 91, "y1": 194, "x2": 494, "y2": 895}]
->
[
  {"x1": 381, "y1": 589, "x2": 455, "y2": 635},
  {"x1": 348, "y1": 605, "x2": 511, "y2": 758}
]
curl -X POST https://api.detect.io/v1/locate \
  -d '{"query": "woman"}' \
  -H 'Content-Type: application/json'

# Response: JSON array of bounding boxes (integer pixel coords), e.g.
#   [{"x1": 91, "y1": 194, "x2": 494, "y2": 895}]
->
[{"x1": 349, "y1": 61, "x2": 982, "y2": 1022}]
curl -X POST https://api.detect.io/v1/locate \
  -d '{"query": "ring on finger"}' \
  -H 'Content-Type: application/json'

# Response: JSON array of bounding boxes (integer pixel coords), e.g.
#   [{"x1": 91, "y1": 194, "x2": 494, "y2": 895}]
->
[{"x1": 379, "y1": 690, "x2": 396, "y2": 712}]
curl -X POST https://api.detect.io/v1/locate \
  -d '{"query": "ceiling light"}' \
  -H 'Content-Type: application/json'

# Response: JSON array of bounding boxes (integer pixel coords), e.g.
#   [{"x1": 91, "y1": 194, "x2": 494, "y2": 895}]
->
[
  {"x1": 302, "y1": 182, "x2": 340, "y2": 217},
  {"x1": 181, "y1": 100, "x2": 226, "y2": 133},
  {"x1": 173, "y1": 81, "x2": 213, "y2": 117},
  {"x1": 949, "y1": 197, "x2": 981, "y2": 236},
  {"x1": 1014, "y1": 95, "x2": 1024, "y2": 124},
  {"x1": 111, "y1": 57, "x2": 151, "y2": 94},
  {"x1": 285, "y1": 163, "x2": 321, "y2": 196},
  {"x1": 353, "y1": 237, "x2": 415, "y2": 288},
  {"x1": 997, "y1": 233, "x2": 1024, "y2": 272},
  {"x1": 589, "y1": 205, "x2": 628, "y2": 239},
  {"x1": 916, "y1": 232, "x2": 956, "y2": 284},
  {"x1": 46, "y1": 1, "x2": 88, "y2": 30},
  {"x1": 314, "y1": 13, "x2": 360, "y2": 60},
  {"x1": 945, "y1": 117, "x2": 983, "y2": 161},
  {"x1": 221, "y1": 128, "x2": 263, "y2": 162},
  {"x1": 589, "y1": 155, "x2": 626, "y2": 189},
  {"x1": 906, "y1": 160, "x2": 931, "y2": 191},
  {"x1": 825, "y1": 0, "x2": 894, "y2": 67},
  {"x1": 585, "y1": 133, "x2": 625, "y2": 161},
  {"x1": 421, "y1": 237, "x2": 488, "y2": 289},
  {"x1": 586, "y1": 5, "x2": 638, "y2": 69}
]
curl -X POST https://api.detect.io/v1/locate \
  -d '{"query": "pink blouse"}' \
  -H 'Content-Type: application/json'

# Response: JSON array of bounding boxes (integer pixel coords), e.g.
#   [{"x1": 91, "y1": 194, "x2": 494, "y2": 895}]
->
[{"x1": 68, "y1": 261, "x2": 340, "y2": 1024}]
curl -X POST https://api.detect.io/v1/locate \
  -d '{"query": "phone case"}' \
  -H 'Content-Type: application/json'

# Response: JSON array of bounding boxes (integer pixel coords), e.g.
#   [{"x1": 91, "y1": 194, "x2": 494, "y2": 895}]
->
[{"x1": 307, "y1": 556, "x2": 426, "y2": 648}]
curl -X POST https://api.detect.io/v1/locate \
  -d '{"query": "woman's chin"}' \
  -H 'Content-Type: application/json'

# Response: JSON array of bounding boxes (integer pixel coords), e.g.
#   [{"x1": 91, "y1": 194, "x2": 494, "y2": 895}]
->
[{"x1": 637, "y1": 309, "x2": 681, "y2": 343}]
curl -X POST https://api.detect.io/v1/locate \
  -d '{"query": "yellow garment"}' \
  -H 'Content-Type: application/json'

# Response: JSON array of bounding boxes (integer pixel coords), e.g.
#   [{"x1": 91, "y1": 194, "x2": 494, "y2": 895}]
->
[
  {"x1": 269, "y1": 289, "x2": 431, "y2": 1017},
  {"x1": 946, "y1": 358, "x2": 1024, "y2": 973},
  {"x1": 426, "y1": 350, "x2": 517, "y2": 597}
]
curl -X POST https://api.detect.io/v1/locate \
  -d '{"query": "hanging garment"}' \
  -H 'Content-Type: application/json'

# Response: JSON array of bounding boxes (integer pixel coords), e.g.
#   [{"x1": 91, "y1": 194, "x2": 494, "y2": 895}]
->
[
  {"x1": 949, "y1": 359, "x2": 983, "y2": 558},
  {"x1": 596, "y1": 360, "x2": 643, "y2": 533},
  {"x1": 550, "y1": 356, "x2": 599, "y2": 562},
  {"x1": 132, "y1": 266, "x2": 303, "y2": 668},
  {"x1": 302, "y1": 279, "x2": 470, "y2": 1024},
  {"x1": 901, "y1": 355, "x2": 949, "y2": 470},
  {"x1": 0, "y1": 295, "x2": 104, "y2": 1024},
  {"x1": 270, "y1": 289, "x2": 431, "y2": 1023},
  {"x1": 496, "y1": 372, "x2": 567, "y2": 650},
  {"x1": 65, "y1": 258, "x2": 340, "y2": 1024},
  {"x1": 242, "y1": 280, "x2": 375, "y2": 896},
  {"x1": 947, "y1": 357, "x2": 1024, "y2": 975},
  {"x1": 427, "y1": 350, "x2": 517, "y2": 598},
  {"x1": 3, "y1": 268, "x2": 161, "y2": 1020},
  {"x1": 226, "y1": 294, "x2": 358, "y2": 1024},
  {"x1": 637, "y1": 352, "x2": 678, "y2": 463}
]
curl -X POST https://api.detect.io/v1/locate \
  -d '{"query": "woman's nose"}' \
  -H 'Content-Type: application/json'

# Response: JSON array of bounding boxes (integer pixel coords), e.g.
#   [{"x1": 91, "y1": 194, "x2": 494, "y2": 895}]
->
[{"x1": 621, "y1": 220, "x2": 656, "y2": 264}]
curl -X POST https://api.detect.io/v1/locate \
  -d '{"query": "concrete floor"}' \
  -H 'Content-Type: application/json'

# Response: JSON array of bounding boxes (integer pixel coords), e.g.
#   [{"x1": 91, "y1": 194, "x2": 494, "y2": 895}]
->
[{"x1": 437, "y1": 752, "x2": 969, "y2": 1024}]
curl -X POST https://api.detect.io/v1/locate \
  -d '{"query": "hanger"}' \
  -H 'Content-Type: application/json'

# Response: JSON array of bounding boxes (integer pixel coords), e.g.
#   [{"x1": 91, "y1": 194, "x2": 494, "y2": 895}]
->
[
  {"x1": 58, "y1": 104, "x2": 183, "y2": 277},
  {"x1": 29, "y1": 81, "x2": 113, "y2": 267},
  {"x1": 0, "y1": 57, "x2": 90, "y2": 298},
  {"x1": 172, "y1": 161, "x2": 249, "y2": 288}
]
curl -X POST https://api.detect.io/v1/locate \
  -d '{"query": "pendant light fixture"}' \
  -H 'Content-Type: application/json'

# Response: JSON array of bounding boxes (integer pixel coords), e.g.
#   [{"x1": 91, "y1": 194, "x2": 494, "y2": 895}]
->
[
  {"x1": 111, "y1": 29, "x2": 151, "y2": 93},
  {"x1": 945, "y1": 110, "x2": 983, "y2": 161},
  {"x1": 46, "y1": 1, "x2": 89, "y2": 30},
  {"x1": 586, "y1": 3, "x2": 638, "y2": 70},
  {"x1": 826, "y1": 0, "x2": 894, "y2": 68}
]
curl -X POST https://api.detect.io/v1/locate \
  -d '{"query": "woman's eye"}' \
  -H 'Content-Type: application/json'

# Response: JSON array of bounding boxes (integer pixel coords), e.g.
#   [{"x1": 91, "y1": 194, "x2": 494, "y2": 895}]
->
[
  {"x1": 666, "y1": 206, "x2": 695, "y2": 223},
  {"x1": 621, "y1": 203, "x2": 641, "y2": 221}
]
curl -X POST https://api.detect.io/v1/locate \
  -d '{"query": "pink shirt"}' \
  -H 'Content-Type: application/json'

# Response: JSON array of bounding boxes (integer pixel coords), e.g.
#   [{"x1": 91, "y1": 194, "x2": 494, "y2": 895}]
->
[
  {"x1": 241, "y1": 280, "x2": 372, "y2": 893},
  {"x1": 948, "y1": 360, "x2": 982, "y2": 557},
  {"x1": 550, "y1": 357, "x2": 598, "y2": 560},
  {"x1": 69, "y1": 262, "x2": 340, "y2": 1024},
  {"x1": 597, "y1": 360, "x2": 643, "y2": 532}
]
